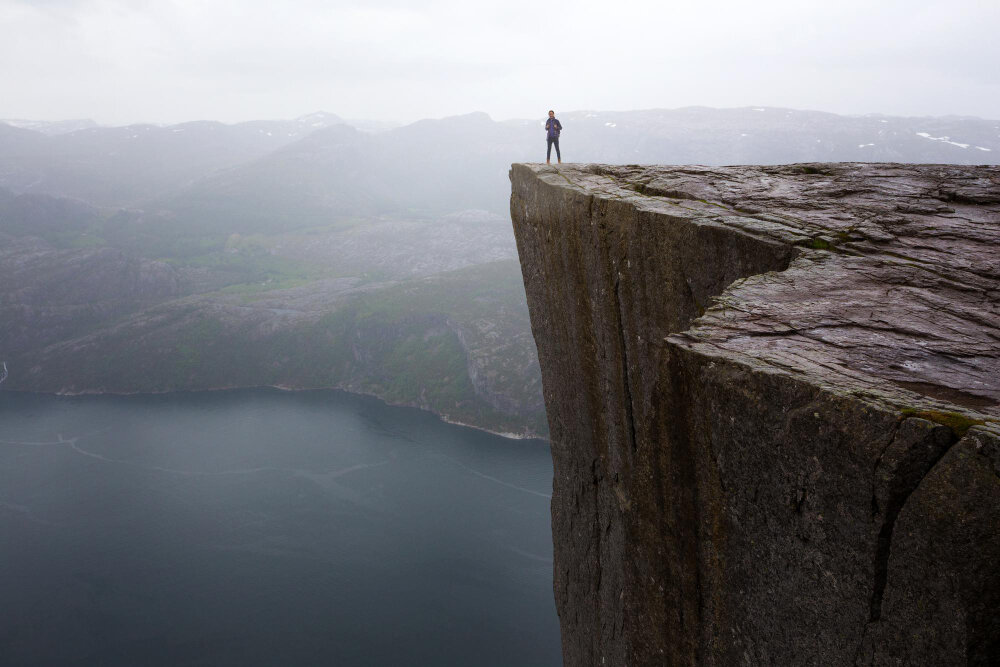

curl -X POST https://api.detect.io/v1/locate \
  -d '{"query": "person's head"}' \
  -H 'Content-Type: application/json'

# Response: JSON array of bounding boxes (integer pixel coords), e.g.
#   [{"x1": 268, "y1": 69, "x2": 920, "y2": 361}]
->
[{"x1": 548, "y1": 110, "x2": 555, "y2": 117}]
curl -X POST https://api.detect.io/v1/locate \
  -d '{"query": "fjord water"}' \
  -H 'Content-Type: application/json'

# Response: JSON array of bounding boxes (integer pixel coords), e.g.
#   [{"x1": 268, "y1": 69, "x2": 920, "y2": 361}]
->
[{"x1": 0, "y1": 389, "x2": 559, "y2": 666}]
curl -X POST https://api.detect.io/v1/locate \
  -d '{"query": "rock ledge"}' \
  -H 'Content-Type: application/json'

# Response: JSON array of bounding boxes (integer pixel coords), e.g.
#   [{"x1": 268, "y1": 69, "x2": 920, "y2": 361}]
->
[{"x1": 510, "y1": 162, "x2": 999, "y2": 665}]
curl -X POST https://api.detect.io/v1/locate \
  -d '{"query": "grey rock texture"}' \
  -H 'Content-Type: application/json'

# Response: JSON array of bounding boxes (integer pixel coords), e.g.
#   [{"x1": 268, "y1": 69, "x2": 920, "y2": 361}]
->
[
  {"x1": 510, "y1": 162, "x2": 999, "y2": 665},
  {"x1": 0, "y1": 235, "x2": 182, "y2": 358}
]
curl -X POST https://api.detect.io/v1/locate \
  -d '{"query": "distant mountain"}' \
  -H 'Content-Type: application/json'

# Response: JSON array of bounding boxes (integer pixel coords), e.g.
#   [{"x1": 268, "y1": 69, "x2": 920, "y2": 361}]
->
[
  {"x1": 0, "y1": 185, "x2": 101, "y2": 244},
  {"x1": 148, "y1": 108, "x2": 999, "y2": 239},
  {"x1": 376, "y1": 111, "x2": 532, "y2": 213},
  {"x1": 2, "y1": 105, "x2": 997, "y2": 436},
  {"x1": 2, "y1": 106, "x2": 994, "y2": 215},
  {"x1": 0, "y1": 118, "x2": 98, "y2": 135},
  {"x1": 0, "y1": 112, "x2": 348, "y2": 206},
  {"x1": 525, "y1": 107, "x2": 999, "y2": 165},
  {"x1": 344, "y1": 118, "x2": 402, "y2": 133},
  {"x1": 0, "y1": 231, "x2": 182, "y2": 360},
  {"x1": 1, "y1": 195, "x2": 543, "y2": 435},
  {"x1": 156, "y1": 124, "x2": 383, "y2": 235},
  {"x1": 154, "y1": 112, "x2": 532, "y2": 234}
]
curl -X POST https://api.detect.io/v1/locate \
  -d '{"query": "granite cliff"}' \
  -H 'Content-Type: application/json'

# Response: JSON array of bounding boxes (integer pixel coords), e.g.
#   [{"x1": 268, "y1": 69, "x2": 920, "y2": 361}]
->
[{"x1": 510, "y1": 162, "x2": 999, "y2": 665}]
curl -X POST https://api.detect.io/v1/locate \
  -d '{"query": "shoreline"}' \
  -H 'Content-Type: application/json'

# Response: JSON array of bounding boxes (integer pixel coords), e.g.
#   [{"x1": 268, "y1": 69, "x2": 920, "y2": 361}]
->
[{"x1": 2, "y1": 383, "x2": 549, "y2": 443}]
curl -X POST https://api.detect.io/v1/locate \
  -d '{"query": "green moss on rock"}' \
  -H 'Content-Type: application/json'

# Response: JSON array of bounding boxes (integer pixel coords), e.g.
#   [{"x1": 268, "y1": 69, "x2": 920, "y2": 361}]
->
[{"x1": 901, "y1": 409, "x2": 985, "y2": 438}]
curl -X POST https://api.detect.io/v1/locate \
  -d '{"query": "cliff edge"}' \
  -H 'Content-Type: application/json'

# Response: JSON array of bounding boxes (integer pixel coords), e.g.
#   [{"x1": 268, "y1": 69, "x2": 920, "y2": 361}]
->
[{"x1": 510, "y1": 162, "x2": 999, "y2": 665}]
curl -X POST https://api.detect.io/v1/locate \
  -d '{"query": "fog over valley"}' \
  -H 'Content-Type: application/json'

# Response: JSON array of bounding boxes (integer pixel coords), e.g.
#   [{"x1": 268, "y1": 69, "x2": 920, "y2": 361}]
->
[
  {"x1": 2, "y1": 106, "x2": 998, "y2": 437},
  {"x1": 2, "y1": 0, "x2": 998, "y2": 663},
  {"x1": 0, "y1": 107, "x2": 994, "y2": 439}
]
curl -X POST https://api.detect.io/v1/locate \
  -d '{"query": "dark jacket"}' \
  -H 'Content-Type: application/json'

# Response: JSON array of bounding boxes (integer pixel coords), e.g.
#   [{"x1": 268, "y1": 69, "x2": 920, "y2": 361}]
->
[{"x1": 545, "y1": 118, "x2": 562, "y2": 139}]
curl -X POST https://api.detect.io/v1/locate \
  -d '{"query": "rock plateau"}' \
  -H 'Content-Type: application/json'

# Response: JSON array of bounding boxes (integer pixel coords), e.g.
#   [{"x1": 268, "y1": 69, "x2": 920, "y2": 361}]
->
[{"x1": 510, "y1": 162, "x2": 999, "y2": 665}]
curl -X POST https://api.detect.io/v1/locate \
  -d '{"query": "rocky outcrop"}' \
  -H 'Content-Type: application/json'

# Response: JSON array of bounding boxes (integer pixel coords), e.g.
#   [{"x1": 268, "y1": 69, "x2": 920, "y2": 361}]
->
[
  {"x1": 510, "y1": 162, "x2": 999, "y2": 665},
  {"x1": 1, "y1": 179, "x2": 546, "y2": 436},
  {"x1": 1, "y1": 245, "x2": 546, "y2": 437},
  {"x1": 0, "y1": 235, "x2": 182, "y2": 358}
]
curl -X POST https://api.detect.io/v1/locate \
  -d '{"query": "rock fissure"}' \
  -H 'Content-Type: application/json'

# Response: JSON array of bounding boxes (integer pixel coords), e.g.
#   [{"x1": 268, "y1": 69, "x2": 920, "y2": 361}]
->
[
  {"x1": 871, "y1": 419, "x2": 905, "y2": 494},
  {"x1": 868, "y1": 418, "x2": 959, "y2": 623},
  {"x1": 511, "y1": 162, "x2": 1000, "y2": 665},
  {"x1": 613, "y1": 276, "x2": 639, "y2": 454}
]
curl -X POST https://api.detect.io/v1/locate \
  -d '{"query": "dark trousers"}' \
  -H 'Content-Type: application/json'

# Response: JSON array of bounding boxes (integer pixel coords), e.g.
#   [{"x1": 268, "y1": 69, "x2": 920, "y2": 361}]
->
[{"x1": 547, "y1": 137, "x2": 561, "y2": 161}]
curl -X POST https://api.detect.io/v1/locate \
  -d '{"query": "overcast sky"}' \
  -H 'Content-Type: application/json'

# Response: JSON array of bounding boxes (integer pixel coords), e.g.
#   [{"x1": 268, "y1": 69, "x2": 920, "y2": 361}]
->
[{"x1": 2, "y1": 0, "x2": 998, "y2": 126}]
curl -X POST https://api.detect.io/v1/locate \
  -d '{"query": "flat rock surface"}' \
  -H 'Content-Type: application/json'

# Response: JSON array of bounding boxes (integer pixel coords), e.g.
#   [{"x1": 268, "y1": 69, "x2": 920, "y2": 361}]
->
[{"x1": 526, "y1": 162, "x2": 1000, "y2": 423}]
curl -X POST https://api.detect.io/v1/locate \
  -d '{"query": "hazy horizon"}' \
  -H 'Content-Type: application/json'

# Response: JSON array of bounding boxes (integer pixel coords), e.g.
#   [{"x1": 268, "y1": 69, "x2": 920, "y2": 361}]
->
[
  {"x1": 5, "y1": 104, "x2": 1000, "y2": 131},
  {"x1": 2, "y1": 0, "x2": 998, "y2": 126}
]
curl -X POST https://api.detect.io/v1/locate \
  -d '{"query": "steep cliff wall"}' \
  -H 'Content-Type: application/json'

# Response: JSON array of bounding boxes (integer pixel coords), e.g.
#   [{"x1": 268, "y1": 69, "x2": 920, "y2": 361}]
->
[{"x1": 510, "y1": 162, "x2": 1000, "y2": 665}]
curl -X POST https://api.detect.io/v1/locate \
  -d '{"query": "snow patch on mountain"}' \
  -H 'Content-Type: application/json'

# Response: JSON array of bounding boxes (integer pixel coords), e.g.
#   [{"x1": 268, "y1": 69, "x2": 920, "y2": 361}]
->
[{"x1": 916, "y1": 132, "x2": 970, "y2": 148}]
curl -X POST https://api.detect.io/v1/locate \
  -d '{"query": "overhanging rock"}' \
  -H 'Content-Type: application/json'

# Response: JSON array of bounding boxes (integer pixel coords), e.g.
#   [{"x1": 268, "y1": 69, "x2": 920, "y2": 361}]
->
[{"x1": 510, "y1": 162, "x2": 1000, "y2": 665}]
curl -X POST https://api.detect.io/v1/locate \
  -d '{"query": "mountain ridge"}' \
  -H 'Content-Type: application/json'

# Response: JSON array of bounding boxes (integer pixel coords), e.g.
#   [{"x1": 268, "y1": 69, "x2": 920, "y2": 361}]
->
[{"x1": 2, "y1": 105, "x2": 997, "y2": 438}]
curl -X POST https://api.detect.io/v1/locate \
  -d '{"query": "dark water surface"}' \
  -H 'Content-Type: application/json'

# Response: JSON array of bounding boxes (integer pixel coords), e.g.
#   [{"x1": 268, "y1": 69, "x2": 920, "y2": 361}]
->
[{"x1": 0, "y1": 389, "x2": 560, "y2": 666}]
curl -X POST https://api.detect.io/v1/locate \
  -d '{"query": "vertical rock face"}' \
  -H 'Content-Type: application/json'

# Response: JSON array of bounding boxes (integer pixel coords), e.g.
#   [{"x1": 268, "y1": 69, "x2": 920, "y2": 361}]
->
[{"x1": 510, "y1": 163, "x2": 1000, "y2": 666}]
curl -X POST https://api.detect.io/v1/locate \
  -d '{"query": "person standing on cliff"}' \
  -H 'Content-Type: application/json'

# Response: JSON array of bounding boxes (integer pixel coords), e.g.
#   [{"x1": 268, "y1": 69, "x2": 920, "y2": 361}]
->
[{"x1": 545, "y1": 110, "x2": 562, "y2": 164}]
